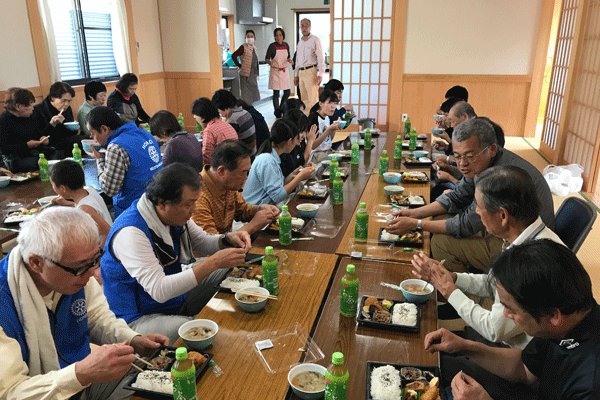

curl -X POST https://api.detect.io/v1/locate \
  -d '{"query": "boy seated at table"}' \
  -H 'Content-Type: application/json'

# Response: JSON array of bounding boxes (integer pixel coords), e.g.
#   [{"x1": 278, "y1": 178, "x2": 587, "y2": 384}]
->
[
  {"x1": 307, "y1": 90, "x2": 341, "y2": 163},
  {"x1": 323, "y1": 79, "x2": 356, "y2": 126},
  {"x1": 49, "y1": 160, "x2": 113, "y2": 247}
]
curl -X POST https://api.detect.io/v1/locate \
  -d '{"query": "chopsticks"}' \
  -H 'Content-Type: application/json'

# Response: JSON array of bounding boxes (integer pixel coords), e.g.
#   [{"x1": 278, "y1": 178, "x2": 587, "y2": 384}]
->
[
  {"x1": 269, "y1": 237, "x2": 314, "y2": 242},
  {"x1": 0, "y1": 227, "x2": 20, "y2": 233},
  {"x1": 133, "y1": 354, "x2": 155, "y2": 368},
  {"x1": 131, "y1": 363, "x2": 144, "y2": 373},
  {"x1": 232, "y1": 289, "x2": 278, "y2": 300},
  {"x1": 244, "y1": 255, "x2": 265, "y2": 264}
]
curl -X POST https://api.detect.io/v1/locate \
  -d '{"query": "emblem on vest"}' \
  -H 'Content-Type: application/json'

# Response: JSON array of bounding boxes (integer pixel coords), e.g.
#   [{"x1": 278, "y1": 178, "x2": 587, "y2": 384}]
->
[
  {"x1": 559, "y1": 338, "x2": 579, "y2": 349},
  {"x1": 71, "y1": 298, "x2": 87, "y2": 317},
  {"x1": 142, "y1": 140, "x2": 161, "y2": 163}
]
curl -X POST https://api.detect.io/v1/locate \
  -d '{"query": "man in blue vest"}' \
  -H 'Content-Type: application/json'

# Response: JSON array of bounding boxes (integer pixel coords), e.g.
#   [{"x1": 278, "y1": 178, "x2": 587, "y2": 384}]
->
[
  {"x1": 0, "y1": 207, "x2": 168, "y2": 399},
  {"x1": 102, "y1": 163, "x2": 252, "y2": 343},
  {"x1": 87, "y1": 106, "x2": 163, "y2": 217}
]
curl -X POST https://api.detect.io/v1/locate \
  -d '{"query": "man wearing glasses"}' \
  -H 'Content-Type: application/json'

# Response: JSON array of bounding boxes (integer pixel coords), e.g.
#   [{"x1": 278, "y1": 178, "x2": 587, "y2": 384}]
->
[
  {"x1": 0, "y1": 207, "x2": 168, "y2": 399},
  {"x1": 386, "y1": 118, "x2": 554, "y2": 273}
]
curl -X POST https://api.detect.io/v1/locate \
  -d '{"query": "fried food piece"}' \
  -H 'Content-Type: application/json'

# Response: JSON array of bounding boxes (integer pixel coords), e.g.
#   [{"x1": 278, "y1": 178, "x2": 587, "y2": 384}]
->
[
  {"x1": 242, "y1": 266, "x2": 263, "y2": 280},
  {"x1": 365, "y1": 297, "x2": 387, "y2": 312},
  {"x1": 373, "y1": 310, "x2": 391, "y2": 323},
  {"x1": 403, "y1": 389, "x2": 418, "y2": 400},
  {"x1": 187, "y1": 351, "x2": 207, "y2": 368},
  {"x1": 405, "y1": 381, "x2": 427, "y2": 391},
  {"x1": 419, "y1": 377, "x2": 440, "y2": 400}
]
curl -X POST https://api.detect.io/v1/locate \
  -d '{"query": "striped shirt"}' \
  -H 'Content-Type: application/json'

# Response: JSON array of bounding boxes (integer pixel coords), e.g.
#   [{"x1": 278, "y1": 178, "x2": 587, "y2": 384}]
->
[
  {"x1": 227, "y1": 107, "x2": 256, "y2": 154},
  {"x1": 96, "y1": 143, "x2": 130, "y2": 197},
  {"x1": 191, "y1": 166, "x2": 259, "y2": 234},
  {"x1": 202, "y1": 118, "x2": 238, "y2": 166}
]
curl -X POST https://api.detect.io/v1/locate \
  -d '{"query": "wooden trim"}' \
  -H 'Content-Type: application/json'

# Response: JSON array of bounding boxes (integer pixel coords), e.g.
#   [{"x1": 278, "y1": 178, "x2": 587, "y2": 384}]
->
[
  {"x1": 291, "y1": 8, "x2": 330, "y2": 12},
  {"x1": 206, "y1": 0, "x2": 224, "y2": 94},
  {"x1": 388, "y1": 0, "x2": 408, "y2": 133},
  {"x1": 227, "y1": 15, "x2": 235, "y2": 50},
  {"x1": 124, "y1": 0, "x2": 138, "y2": 75},
  {"x1": 139, "y1": 72, "x2": 166, "y2": 81},
  {"x1": 403, "y1": 74, "x2": 533, "y2": 83},
  {"x1": 156, "y1": 0, "x2": 167, "y2": 76},
  {"x1": 25, "y1": 0, "x2": 51, "y2": 95},
  {"x1": 162, "y1": 72, "x2": 213, "y2": 80}
]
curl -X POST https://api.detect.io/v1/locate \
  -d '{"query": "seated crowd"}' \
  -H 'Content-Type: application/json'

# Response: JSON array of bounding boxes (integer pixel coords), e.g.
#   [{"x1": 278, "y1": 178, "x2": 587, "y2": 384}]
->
[{"x1": 0, "y1": 77, "x2": 597, "y2": 400}]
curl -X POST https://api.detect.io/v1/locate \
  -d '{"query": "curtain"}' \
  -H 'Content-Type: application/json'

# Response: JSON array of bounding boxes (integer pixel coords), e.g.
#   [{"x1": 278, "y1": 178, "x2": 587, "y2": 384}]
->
[
  {"x1": 37, "y1": 0, "x2": 62, "y2": 83},
  {"x1": 111, "y1": 0, "x2": 132, "y2": 75}
]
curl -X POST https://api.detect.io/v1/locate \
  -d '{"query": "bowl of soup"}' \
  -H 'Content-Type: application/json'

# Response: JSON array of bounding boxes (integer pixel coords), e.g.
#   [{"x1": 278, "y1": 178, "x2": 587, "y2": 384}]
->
[
  {"x1": 288, "y1": 363, "x2": 327, "y2": 400},
  {"x1": 328, "y1": 153, "x2": 343, "y2": 161},
  {"x1": 64, "y1": 121, "x2": 80, "y2": 131},
  {"x1": 179, "y1": 319, "x2": 218, "y2": 350},
  {"x1": 384, "y1": 185, "x2": 404, "y2": 196},
  {"x1": 400, "y1": 279, "x2": 434, "y2": 304},
  {"x1": 235, "y1": 287, "x2": 269, "y2": 312},
  {"x1": 0, "y1": 176, "x2": 10, "y2": 188},
  {"x1": 383, "y1": 172, "x2": 402, "y2": 184},
  {"x1": 431, "y1": 128, "x2": 444, "y2": 136},
  {"x1": 81, "y1": 139, "x2": 102, "y2": 155},
  {"x1": 296, "y1": 203, "x2": 319, "y2": 218}
]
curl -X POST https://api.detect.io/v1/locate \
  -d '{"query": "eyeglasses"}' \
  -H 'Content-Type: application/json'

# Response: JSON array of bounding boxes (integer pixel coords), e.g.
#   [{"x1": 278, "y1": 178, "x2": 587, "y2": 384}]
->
[
  {"x1": 45, "y1": 248, "x2": 104, "y2": 276},
  {"x1": 453, "y1": 146, "x2": 489, "y2": 164}
]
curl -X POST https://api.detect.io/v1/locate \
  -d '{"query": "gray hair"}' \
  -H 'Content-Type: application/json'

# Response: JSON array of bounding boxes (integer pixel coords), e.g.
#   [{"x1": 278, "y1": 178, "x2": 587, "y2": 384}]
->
[
  {"x1": 18, "y1": 207, "x2": 100, "y2": 264},
  {"x1": 452, "y1": 101, "x2": 477, "y2": 119},
  {"x1": 452, "y1": 118, "x2": 497, "y2": 149},
  {"x1": 301, "y1": 18, "x2": 311, "y2": 26}
]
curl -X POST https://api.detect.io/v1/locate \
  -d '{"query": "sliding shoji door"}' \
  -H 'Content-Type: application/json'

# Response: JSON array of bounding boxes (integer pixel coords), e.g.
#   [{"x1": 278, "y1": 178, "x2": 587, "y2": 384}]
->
[{"x1": 330, "y1": 0, "x2": 394, "y2": 128}]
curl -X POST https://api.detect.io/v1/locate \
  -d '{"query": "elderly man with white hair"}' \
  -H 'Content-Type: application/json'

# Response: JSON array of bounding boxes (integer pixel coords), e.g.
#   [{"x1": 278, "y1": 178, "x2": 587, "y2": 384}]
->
[{"x1": 0, "y1": 207, "x2": 168, "y2": 400}]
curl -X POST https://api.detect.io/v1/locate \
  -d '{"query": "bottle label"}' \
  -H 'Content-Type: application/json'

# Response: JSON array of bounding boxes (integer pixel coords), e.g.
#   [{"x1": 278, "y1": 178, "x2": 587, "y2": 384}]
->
[
  {"x1": 263, "y1": 261, "x2": 279, "y2": 295},
  {"x1": 364, "y1": 134, "x2": 371, "y2": 150},
  {"x1": 332, "y1": 181, "x2": 343, "y2": 204},
  {"x1": 279, "y1": 216, "x2": 292, "y2": 245},
  {"x1": 340, "y1": 279, "x2": 359, "y2": 316},
  {"x1": 171, "y1": 368, "x2": 198, "y2": 400},
  {"x1": 355, "y1": 213, "x2": 368, "y2": 240},
  {"x1": 351, "y1": 146, "x2": 359, "y2": 164},
  {"x1": 330, "y1": 163, "x2": 338, "y2": 182},
  {"x1": 325, "y1": 371, "x2": 349, "y2": 400},
  {"x1": 393, "y1": 143, "x2": 401, "y2": 159},
  {"x1": 379, "y1": 159, "x2": 388, "y2": 176}
]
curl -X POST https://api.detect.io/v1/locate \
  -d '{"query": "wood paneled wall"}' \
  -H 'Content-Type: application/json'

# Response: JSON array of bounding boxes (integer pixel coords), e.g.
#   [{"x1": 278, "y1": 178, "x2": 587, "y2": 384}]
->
[
  {"x1": 397, "y1": 75, "x2": 532, "y2": 138},
  {"x1": 163, "y1": 72, "x2": 216, "y2": 132}
]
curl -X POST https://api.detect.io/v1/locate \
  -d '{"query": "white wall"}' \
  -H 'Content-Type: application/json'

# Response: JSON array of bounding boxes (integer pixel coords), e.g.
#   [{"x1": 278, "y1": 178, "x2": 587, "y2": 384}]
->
[
  {"x1": 158, "y1": 0, "x2": 211, "y2": 72},
  {"x1": 0, "y1": 2, "x2": 40, "y2": 90},
  {"x1": 131, "y1": 0, "x2": 164, "y2": 74},
  {"x1": 404, "y1": 0, "x2": 543, "y2": 74}
]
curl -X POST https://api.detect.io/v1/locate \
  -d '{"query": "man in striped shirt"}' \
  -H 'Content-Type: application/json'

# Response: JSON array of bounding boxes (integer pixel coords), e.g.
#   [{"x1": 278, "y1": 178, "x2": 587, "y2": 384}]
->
[{"x1": 212, "y1": 90, "x2": 257, "y2": 155}]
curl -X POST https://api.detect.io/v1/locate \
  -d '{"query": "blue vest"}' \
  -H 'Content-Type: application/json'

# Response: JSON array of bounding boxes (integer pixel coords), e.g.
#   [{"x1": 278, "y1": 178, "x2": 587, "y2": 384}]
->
[
  {"x1": 0, "y1": 253, "x2": 91, "y2": 368},
  {"x1": 101, "y1": 200, "x2": 185, "y2": 323},
  {"x1": 105, "y1": 122, "x2": 163, "y2": 217}
]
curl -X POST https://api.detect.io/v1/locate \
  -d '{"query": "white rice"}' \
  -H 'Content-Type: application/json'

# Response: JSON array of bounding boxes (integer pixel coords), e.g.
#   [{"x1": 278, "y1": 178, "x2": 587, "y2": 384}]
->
[
  {"x1": 380, "y1": 230, "x2": 399, "y2": 242},
  {"x1": 220, "y1": 277, "x2": 261, "y2": 290},
  {"x1": 391, "y1": 303, "x2": 417, "y2": 326},
  {"x1": 407, "y1": 195, "x2": 425, "y2": 205},
  {"x1": 132, "y1": 370, "x2": 173, "y2": 394},
  {"x1": 370, "y1": 365, "x2": 401, "y2": 400}
]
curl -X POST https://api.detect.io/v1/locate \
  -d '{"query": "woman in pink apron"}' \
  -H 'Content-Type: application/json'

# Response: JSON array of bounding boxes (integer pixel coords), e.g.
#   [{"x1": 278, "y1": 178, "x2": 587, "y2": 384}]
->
[{"x1": 265, "y1": 28, "x2": 293, "y2": 117}]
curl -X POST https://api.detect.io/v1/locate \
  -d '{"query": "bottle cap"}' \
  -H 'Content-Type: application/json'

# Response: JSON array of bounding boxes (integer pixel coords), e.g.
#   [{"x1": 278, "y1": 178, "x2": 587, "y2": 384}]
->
[
  {"x1": 175, "y1": 347, "x2": 188, "y2": 360},
  {"x1": 332, "y1": 352, "x2": 344, "y2": 365},
  {"x1": 366, "y1": 128, "x2": 370, "y2": 132},
  {"x1": 347, "y1": 264, "x2": 355, "y2": 273},
  {"x1": 353, "y1": 140, "x2": 358, "y2": 144},
  {"x1": 39, "y1": 153, "x2": 45, "y2": 158},
  {"x1": 382, "y1": 150, "x2": 387, "y2": 155},
  {"x1": 73, "y1": 144, "x2": 79, "y2": 148},
  {"x1": 282, "y1": 205, "x2": 288, "y2": 212},
  {"x1": 331, "y1": 155, "x2": 337, "y2": 161},
  {"x1": 360, "y1": 202, "x2": 366, "y2": 208},
  {"x1": 265, "y1": 246, "x2": 274, "y2": 255},
  {"x1": 396, "y1": 135, "x2": 401, "y2": 139},
  {"x1": 412, "y1": 128, "x2": 417, "y2": 132},
  {"x1": 335, "y1": 172, "x2": 341, "y2": 178}
]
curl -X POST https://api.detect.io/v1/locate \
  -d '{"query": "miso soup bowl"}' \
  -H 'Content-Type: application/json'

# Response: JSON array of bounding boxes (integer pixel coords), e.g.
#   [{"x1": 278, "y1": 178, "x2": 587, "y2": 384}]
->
[
  {"x1": 288, "y1": 363, "x2": 327, "y2": 400},
  {"x1": 178, "y1": 319, "x2": 218, "y2": 350}
]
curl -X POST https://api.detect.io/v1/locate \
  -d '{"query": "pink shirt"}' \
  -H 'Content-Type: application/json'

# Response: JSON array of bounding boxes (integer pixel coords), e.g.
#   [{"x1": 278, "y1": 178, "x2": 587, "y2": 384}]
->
[{"x1": 202, "y1": 118, "x2": 238, "y2": 166}]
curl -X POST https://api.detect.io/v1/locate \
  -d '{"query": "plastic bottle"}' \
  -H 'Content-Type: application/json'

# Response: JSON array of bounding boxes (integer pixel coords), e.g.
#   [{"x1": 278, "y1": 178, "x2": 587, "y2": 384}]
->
[
  {"x1": 332, "y1": 172, "x2": 344, "y2": 205},
  {"x1": 171, "y1": 347, "x2": 198, "y2": 400},
  {"x1": 279, "y1": 205, "x2": 292, "y2": 246},
  {"x1": 351, "y1": 140, "x2": 359, "y2": 165},
  {"x1": 72, "y1": 143, "x2": 82, "y2": 165},
  {"x1": 355, "y1": 202, "x2": 369, "y2": 241},
  {"x1": 404, "y1": 116, "x2": 411, "y2": 136},
  {"x1": 329, "y1": 155, "x2": 339, "y2": 183},
  {"x1": 196, "y1": 120, "x2": 203, "y2": 134},
  {"x1": 393, "y1": 134, "x2": 402, "y2": 160},
  {"x1": 325, "y1": 352, "x2": 349, "y2": 400},
  {"x1": 262, "y1": 246, "x2": 279, "y2": 295},
  {"x1": 178, "y1": 112, "x2": 186, "y2": 132},
  {"x1": 340, "y1": 264, "x2": 359, "y2": 317},
  {"x1": 409, "y1": 128, "x2": 417, "y2": 152},
  {"x1": 379, "y1": 150, "x2": 389, "y2": 177},
  {"x1": 364, "y1": 128, "x2": 372, "y2": 150},
  {"x1": 38, "y1": 154, "x2": 49, "y2": 181},
  {"x1": 344, "y1": 111, "x2": 352, "y2": 126},
  {"x1": 144, "y1": 123, "x2": 151, "y2": 133}
]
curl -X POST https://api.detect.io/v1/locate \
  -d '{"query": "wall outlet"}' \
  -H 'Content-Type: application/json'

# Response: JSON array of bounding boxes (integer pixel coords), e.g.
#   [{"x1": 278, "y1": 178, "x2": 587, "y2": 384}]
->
[{"x1": 402, "y1": 114, "x2": 408, "y2": 122}]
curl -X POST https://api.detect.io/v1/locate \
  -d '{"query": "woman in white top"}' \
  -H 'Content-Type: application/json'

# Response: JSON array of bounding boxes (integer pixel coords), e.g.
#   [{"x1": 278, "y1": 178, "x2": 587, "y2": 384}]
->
[
  {"x1": 49, "y1": 160, "x2": 112, "y2": 246},
  {"x1": 307, "y1": 90, "x2": 341, "y2": 163}
]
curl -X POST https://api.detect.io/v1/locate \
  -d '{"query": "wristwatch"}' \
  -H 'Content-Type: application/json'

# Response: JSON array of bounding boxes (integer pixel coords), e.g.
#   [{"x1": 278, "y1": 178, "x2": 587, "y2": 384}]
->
[
  {"x1": 221, "y1": 233, "x2": 233, "y2": 248},
  {"x1": 416, "y1": 219, "x2": 422, "y2": 230}
]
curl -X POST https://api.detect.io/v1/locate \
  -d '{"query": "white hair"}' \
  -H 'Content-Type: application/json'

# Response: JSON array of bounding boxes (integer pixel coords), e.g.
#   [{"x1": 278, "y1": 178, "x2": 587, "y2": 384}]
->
[{"x1": 18, "y1": 207, "x2": 100, "y2": 264}]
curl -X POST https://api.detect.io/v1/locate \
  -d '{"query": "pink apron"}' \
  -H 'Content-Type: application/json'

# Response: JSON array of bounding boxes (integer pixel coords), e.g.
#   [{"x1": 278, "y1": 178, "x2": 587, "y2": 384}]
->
[{"x1": 268, "y1": 43, "x2": 291, "y2": 91}]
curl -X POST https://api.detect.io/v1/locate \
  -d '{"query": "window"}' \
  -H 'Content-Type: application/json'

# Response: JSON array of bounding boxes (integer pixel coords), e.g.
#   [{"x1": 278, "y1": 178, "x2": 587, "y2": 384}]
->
[{"x1": 47, "y1": 0, "x2": 120, "y2": 84}]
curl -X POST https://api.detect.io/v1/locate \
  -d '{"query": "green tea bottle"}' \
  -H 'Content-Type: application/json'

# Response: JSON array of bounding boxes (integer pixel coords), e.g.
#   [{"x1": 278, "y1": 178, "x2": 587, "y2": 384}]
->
[
  {"x1": 350, "y1": 140, "x2": 359, "y2": 165},
  {"x1": 379, "y1": 150, "x2": 389, "y2": 176},
  {"x1": 355, "y1": 202, "x2": 368, "y2": 241},
  {"x1": 344, "y1": 111, "x2": 352, "y2": 126},
  {"x1": 393, "y1": 134, "x2": 402, "y2": 160},
  {"x1": 332, "y1": 172, "x2": 344, "y2": 205},
  {"x1": 404, "y1": 116, "x2": 411, "y2": 135},
  {"x1": 72, "y1": 143, "x2": 82, "y2": 165},
  {"x1": 196, "y1": 120, "x2": 203, "y2": 134},
  {"x1": 178, "y1": 112, "x2": 185, "y2": 132},
  {"x1": 325, "y1": 352, "x2": 349, "y2": 400},
  {"x1": 329, "y1": 155, "x2": 339, "y2": 183},
  {"x1": 262, "y1": 246, "x2": 279, "y2": 295},
  {"x1": 144, "y1": 123, "x2": 151, "y2": 133},
  {"x1": 409, "y1": 128, "x2": 417, "y2": 151},
  {"x1": 38, "y1": 154, "x2": 49, "y2": 181},
  {"x1": 279, "y1": 205, "x2": 292, "y2": 246},
  {"x1": 364, "y1": 128, "x2": 372, "y2": 150},
  {"x1": 171, "y1": 347, "x2": 198, "y2": 400},
  {"x1": 340, "y1": 264, "x2": 359, "y2": 317}
]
